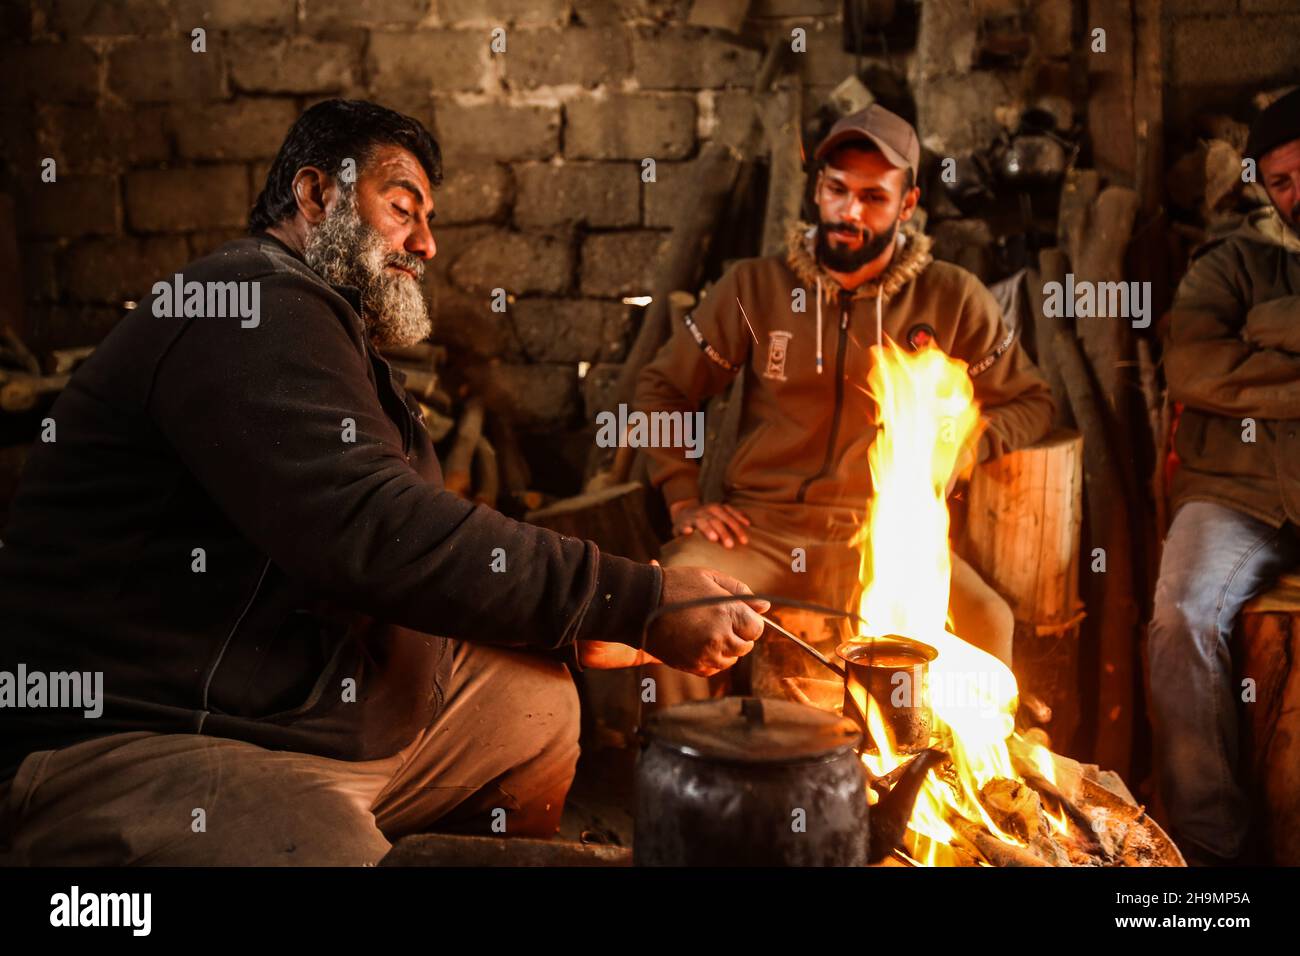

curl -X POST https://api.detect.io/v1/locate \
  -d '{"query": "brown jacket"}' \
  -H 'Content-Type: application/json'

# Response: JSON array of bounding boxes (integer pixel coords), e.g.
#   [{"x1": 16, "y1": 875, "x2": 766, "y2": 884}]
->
[
  {"x1": 1166, "y1": 205, "x2": 1300, "y2": 527},
  {"x1": 634, "y1": 222, "x2": 1056, "y2": 513}
]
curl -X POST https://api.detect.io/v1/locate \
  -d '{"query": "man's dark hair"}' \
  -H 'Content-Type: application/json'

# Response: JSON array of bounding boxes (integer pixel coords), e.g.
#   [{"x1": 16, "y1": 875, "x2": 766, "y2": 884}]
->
[{"x1": 249, "y1": 99, "x2": 443, "y2": 233}]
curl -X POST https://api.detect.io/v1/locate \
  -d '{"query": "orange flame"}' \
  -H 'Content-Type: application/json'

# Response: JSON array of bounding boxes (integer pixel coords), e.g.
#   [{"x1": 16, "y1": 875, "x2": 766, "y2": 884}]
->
[{"x1": 853, "y1": 338, "x2": 1028, "y2": 864}]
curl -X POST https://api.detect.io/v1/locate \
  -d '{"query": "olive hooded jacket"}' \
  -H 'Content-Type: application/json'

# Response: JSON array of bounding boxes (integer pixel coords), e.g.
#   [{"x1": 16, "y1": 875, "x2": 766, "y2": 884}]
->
[
  {"x1": 634, "y1": 222, "x2": 1056, "y2": 514},
  {"x1": 1166, "y1": 205, "x2": 1300, "y2": 528}
]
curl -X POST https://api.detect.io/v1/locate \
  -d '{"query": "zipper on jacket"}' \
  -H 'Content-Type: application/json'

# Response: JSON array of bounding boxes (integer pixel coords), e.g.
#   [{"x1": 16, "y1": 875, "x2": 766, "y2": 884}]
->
[
  {"x1": 796, "y1": 290, "x2": 853, "y2": 503},
  {"x1": 372, "y1": 352, "x2": 414, "y2": 455},
  {"x1": 196, "y1": 556, "x2": 274, "y2": 732}
]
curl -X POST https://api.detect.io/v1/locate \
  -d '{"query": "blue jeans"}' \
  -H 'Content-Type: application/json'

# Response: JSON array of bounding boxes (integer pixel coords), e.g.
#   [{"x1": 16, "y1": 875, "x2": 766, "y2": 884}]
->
[{"x1": 1147, "y1": 500, "x2": 1300, "y2": 859}]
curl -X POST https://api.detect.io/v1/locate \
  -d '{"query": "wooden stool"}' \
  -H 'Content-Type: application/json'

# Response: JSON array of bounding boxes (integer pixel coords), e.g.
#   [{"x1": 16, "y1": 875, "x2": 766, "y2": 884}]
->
[{"x1": 1236, "y1": 571, "x2": 1300, "y2": 864}]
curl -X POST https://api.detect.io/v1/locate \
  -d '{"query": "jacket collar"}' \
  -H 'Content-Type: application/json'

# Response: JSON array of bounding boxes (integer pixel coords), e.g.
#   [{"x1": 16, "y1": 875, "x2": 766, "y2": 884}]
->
[
  {"x1": 1242, "y1": 204, "x2": 1300, "y2": 255},
  {"x1": 785, "y1": 219, "x2": 933, "y2": 304},
  {"x1": 252, "y1": 230, "x2": 367, "y2": 316}
]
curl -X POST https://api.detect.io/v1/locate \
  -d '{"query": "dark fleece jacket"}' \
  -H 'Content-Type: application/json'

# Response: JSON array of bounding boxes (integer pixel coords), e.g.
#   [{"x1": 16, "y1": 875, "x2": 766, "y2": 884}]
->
[{"x1": 0, "y1": 233, "x2": 661, "y2": 780}]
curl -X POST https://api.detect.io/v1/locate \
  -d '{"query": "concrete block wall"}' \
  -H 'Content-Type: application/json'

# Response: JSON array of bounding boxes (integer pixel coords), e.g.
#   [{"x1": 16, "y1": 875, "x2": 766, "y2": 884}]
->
[
  {"x1": 1164, "y1": 0, "x2": 1300, "y2": 129},
  {"x1": 0, "y1": 0, "x2": 886, "y2": 441},
  {"x1": 11, "y1": 0, "x2": 1251, "y2": 448}
]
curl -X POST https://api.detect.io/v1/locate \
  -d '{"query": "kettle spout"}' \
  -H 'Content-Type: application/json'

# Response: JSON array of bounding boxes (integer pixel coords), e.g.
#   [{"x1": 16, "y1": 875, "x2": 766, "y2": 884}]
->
[{"x1": 867, "y1": 748, "x2": 947, "y2": 863}]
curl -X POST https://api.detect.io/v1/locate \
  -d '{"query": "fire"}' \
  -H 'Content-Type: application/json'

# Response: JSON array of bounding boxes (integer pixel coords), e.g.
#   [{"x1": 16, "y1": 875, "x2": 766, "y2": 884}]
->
[{"x1": 851, "y1": 337, "x2": 1028, "y2": 866}]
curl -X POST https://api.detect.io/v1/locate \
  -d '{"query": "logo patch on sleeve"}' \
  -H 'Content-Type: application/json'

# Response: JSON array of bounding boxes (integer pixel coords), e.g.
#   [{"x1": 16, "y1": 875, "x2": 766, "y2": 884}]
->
[{"x1": 683, "y1": 313, "x2": 742, "y2": 373}]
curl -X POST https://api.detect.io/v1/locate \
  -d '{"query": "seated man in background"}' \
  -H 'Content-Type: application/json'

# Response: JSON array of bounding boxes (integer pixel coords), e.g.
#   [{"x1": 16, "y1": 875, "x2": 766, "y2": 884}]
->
[
  {"x1": 0, "y1": 99, "x2": 766, "y2": 866},
  {"x1": 1150, "y1": 87, "x2": 1300, "y2": 866},
  {"x1": 635, "y1": 105, "x2": 1055, "y2": 708}
]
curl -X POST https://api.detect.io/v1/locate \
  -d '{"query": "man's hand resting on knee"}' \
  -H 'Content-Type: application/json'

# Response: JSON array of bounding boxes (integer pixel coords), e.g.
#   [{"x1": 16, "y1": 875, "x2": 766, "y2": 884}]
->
[
  {"x1": 669, "y1": 498, "x2": 751, "y2": 548},
  {"x1": 578, "y1": 563, "x2": 768, "y2": 676}
]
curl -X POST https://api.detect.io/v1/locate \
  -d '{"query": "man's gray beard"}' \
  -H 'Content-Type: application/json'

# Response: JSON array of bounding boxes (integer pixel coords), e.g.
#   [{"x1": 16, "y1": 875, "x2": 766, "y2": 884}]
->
[{"x1": 303, "y1": 189, "x2": 431, "y2": 349}]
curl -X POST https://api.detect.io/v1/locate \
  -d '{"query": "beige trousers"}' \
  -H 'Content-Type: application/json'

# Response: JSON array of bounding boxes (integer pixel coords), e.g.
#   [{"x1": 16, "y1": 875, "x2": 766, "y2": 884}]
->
[
  {"x1": 645, "y1": 501, "x2": 1014, "y2": 709},
  {"x1": 0, "y1": 641, "x2": 580, "y2": 866}
]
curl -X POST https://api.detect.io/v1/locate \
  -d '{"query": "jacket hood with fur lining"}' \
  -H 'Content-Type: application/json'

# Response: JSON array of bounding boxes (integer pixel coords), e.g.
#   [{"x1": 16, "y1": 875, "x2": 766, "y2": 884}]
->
[{"x1": 785, "y1": 219, "x2": 934, "y2": 305}]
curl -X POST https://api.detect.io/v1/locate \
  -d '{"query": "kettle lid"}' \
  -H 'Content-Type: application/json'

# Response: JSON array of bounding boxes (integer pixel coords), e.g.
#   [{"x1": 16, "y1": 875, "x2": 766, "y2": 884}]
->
[{"x1": 644, "y1": 696, "x2": 861, "y2": 764}]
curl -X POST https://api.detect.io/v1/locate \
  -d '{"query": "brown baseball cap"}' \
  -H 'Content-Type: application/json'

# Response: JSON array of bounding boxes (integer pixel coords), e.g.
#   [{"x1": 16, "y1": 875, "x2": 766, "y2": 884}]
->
[{"x1": 814, "y1": 104, "x2": 920, "y2": 178}]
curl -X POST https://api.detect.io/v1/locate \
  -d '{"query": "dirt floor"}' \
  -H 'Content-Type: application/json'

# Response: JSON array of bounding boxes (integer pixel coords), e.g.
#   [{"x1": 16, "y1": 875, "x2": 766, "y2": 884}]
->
[{"x1": 557, "y1": 744, "x2": 639, "y2": 848}]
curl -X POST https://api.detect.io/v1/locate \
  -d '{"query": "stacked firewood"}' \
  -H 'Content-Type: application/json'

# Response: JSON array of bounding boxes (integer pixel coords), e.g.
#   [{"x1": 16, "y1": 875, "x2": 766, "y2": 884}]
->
[{"x1": 379, "y1": 342, "x2": 547, "y2": 517}]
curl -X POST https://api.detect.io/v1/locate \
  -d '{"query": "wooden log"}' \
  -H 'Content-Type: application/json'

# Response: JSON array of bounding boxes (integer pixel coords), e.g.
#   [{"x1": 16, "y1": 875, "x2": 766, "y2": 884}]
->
[
  {"x1": 960, "y1": 428, "x2": 1083, "y2": 626},
  {"x1": 50, "y1": 346, "x2": 95, "y2": 376},
  {"x1": 949, "y1": 817, "x2": 1050, "y2": 867},
  {"x1": 488, "y1": 416, "x2": 531, "y2": 498},
  {"x1": 1053, "y1": 327, "x2": 1139, "y2": 774},
  {"x1": 381, "y1": 833, "x2": 630, "y2": 867},
  {"x1": 1237, "y1": 584, "x2": 1300, "y2": 865},
  {"x1": 1025, "y1": 252, "x2": 1074, "y2": 430},
  {"x1": 758, "y1": 80, "x2": 806, "y2": 258},
  {"x1": 0, "y1": 373, "x2": 70, "y2": 413},
  {"x1": 471, "y1": 436, "x2": 499, "y2": 509},
  {"x1": 1086, "y1": 0, "x2": 1138, "y2": 188},
  {"x1": 1, "y1": 326, "x2": 41, "y2": 375},
  {"x1": 957, "y1": 428, "x2": 1085, "y2": 753},
  {"x1": 1134, "y1": 0, "x2": 1165, "y2": 221},
  {"x1": 443, "y1": 397, "x2": 485, "y2": 496},
  {"x1": 1137, "y1": 337, "x2": 1170, "y2": 544},
  {"x1": 1061, "y1": 171, "x2": 1141, "y2": 425}
]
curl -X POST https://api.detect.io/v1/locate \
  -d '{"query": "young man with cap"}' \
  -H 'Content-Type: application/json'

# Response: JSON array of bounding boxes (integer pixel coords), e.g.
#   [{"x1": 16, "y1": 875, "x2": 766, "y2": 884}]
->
[
  {"x1": 1149, "y1": 86, "x2": 1300, "y2": 866},
  {"x1": 634, "y1": 104, "x2": 1055, "y2": 706}
]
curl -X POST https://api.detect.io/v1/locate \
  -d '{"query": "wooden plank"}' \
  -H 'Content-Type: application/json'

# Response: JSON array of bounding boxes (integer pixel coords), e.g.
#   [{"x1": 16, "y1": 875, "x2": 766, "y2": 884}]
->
[
  {"x1": 1086, "y1": 0, "x2": 1137, "y2": 186},
  {"x1": 381, "y1": 833, "x2": 631, "y2": 867},
  {"x1": 1237, "y1": 610, "x2": 1300, "y2": 864}
]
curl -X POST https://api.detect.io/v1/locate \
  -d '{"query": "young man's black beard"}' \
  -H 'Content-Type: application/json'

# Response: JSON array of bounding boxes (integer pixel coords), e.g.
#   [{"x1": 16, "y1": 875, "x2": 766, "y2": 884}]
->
[
  {"x1": 816, "y1": 217, "x2": 899, "y2": 273},
  {"x1": 302, "y1": 188, "x2": 431, "y2": 349}
]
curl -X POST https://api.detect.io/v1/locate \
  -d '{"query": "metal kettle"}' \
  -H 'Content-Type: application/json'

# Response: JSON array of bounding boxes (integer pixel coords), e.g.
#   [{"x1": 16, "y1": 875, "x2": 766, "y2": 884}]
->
[{"x1": 633, "y1": 696, "x2": 941, "y2": 866}]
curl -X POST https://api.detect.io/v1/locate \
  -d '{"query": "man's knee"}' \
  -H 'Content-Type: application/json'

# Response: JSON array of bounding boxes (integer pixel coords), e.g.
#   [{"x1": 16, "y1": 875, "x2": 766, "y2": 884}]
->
[
  {"x1": 455, "y1": 644, "x2": 581, "y2": 770},
  {"x1": 5, "y1": 734, "x2": 393, "y2": 866},
  {"x1": 535, "y1": 656, "x2": 581, "y2": 761},
  {"x1": 950, "y1": 558, "x2": 1015, "y2": 667},
  {"x1": 968, "y1": 591, "x2": 1014, "y2": 667}
]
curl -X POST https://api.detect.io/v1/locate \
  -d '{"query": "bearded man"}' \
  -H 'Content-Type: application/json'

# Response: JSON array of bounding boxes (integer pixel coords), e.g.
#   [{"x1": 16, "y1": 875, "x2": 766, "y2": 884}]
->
[
  {"x1": 0, "y1": 100, "x2": 766, "y2": 865},
  {"x1": 635, "y1": 104, "x2": 1055, "y2": 706}
]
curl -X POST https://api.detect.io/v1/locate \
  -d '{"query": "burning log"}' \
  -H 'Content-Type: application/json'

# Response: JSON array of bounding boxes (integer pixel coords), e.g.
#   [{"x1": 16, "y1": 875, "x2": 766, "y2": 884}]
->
[
  {"x1": 948, "y1": 816, "x2": 1050, "y2": 868},
  {"x1": 1011, "y1": 759, "x2": 1102, "y2": 847},
  {"x1": 979, "y1": 778, "x2": 1072, "y2": 866}
]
